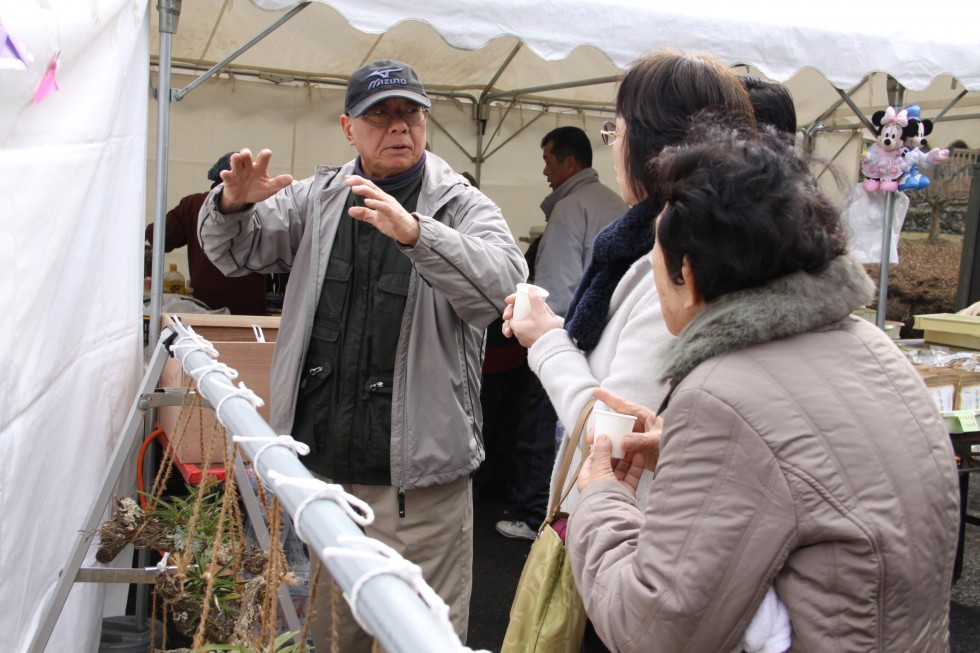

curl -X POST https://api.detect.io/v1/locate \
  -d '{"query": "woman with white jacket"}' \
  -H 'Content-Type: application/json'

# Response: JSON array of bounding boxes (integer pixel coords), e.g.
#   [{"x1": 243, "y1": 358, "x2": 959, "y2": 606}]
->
[{"x1": 504, "y1": 50, "x2": 755, "y2": 510}]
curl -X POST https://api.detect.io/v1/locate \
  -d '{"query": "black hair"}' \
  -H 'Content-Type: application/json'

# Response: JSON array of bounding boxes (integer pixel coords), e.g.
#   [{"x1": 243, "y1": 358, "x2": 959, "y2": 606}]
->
[
  {"x1": 616, "y1": 50, "x2": 755, "y2": 202},
  {"x1": 655, "y1": 114, "x2": 847, "y2": 301},
  {"x1": 541, "y1": 126, "x2": 593, "y2": 168},
  {"x1": 740, "y1": 75, "x2": 797, "y2": 136},
  {"x1": 208, "y1": 152, "x2": 235, "y2": 189}
]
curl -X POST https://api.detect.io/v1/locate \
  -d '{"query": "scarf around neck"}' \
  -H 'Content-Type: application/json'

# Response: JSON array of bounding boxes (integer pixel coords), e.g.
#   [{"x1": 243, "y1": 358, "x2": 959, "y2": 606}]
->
[
  {"x1": 658, "y1": 253, "x2": 875, "y2": 386},
  {"x1": 564, "y1": 196, "x2": 662, "y2": 352}
]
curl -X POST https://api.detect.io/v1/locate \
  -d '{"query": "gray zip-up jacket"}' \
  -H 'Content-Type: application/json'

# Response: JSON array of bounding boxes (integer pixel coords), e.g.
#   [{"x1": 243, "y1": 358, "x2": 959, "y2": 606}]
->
[
  {"x1": 198, "y1": 153, "x2": 527, "y2": 490},
  {"x1": 535, "y1": 168, "x2": 626, "y2": 316}
]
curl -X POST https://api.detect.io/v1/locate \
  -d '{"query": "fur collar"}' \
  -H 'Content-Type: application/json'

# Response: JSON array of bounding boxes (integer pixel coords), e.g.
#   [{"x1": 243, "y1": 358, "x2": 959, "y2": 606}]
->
[{"x1": 658, "y1": 253, "x2": 875, "y2": 385}]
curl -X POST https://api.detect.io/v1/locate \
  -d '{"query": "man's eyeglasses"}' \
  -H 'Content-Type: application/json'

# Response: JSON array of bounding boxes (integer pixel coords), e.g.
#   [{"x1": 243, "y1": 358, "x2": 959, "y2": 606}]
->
[
  {"x1": 358, "y1": 106, "x2": 429, "y2": 128},
  {"x1": 600, "y1": 120, "x2": 621, "y2": 146}
]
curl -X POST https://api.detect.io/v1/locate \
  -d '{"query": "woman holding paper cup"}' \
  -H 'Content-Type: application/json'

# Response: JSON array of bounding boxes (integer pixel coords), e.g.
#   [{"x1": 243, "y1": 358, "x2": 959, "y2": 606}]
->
[
  {"x1": 503, "y1": 50, "x2": 755, "y2": 501},
  {"x1": 566, "y1": 117, "x2": 960, "y2": 651}
]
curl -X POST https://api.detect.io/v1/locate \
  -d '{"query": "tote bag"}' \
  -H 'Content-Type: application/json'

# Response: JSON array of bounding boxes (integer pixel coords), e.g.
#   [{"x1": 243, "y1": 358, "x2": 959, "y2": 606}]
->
[{"x1": 500, "y1": 400, "x2": 595, "y2": 653}]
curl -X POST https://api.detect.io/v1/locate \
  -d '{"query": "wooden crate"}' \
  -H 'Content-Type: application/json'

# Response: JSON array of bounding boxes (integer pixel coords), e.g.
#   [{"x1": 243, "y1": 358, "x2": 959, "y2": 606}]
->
[{"x1": 157, "y1": 313, "x2": 279, "y2": 464}]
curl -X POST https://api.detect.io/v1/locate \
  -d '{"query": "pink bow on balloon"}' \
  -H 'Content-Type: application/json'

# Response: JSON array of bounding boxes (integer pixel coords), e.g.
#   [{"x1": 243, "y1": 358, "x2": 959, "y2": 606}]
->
[{"x1": 881, "y1": 106, "x2": 908, "y2": 128}]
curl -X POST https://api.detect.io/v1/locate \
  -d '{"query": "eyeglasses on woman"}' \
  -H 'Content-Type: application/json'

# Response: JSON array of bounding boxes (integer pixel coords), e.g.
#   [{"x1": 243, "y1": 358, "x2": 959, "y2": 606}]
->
[{"x1": 600, "y1": 120, "x2": 621, "y2": 146}]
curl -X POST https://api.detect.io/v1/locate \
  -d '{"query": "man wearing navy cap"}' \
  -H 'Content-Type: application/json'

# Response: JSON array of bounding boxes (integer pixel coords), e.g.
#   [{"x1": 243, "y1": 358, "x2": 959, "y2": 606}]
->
[{"x1": 199, "y1": 60, "x2": 527, "y2": 651}]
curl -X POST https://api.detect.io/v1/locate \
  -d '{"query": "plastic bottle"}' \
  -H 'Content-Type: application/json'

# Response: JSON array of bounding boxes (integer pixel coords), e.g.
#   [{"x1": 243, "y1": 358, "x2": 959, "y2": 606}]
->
[{"x1": 163, "y1": 263, "x2": 186, "y2": 295}]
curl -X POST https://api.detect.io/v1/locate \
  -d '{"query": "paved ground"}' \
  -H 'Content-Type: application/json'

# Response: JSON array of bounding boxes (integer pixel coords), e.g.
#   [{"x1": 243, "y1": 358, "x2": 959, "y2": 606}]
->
[
  {"x1": 468, "y1": 497, "x2": 533, "y2": 652},
  {"x1": 950, "y1": 473, "x2": 980, "y2": 653},
  {"x1": 468, "y1": 472, "x2": 980, "y2": 653}
]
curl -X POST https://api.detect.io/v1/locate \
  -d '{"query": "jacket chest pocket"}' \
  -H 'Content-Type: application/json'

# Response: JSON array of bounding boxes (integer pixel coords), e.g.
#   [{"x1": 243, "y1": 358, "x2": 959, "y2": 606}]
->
[
  {"x1": 317, "y1": 255, "x2": 353, "y2": 329},
  {"x1": 371, "y1": 271, "x2": 410, "y2": 371}
]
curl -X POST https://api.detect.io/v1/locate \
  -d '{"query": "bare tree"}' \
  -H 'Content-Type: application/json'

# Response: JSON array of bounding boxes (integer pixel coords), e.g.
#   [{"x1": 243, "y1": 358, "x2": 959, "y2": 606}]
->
[{"x1": 912, "y1": 149, "x2": 977, "y2": 242}]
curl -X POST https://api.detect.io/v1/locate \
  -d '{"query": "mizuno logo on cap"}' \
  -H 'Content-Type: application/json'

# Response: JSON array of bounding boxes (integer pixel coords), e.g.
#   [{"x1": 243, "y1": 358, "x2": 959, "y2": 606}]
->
[{"x1": 369, "y1": 68, "x2": 403, "y2": 80}]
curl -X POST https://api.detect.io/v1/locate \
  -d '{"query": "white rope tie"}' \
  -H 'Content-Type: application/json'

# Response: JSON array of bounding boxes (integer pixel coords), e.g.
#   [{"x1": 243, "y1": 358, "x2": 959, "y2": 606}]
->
[
  {"x1": 212, "y1": 381, "x2": 264, "y2": 423},
  {"x1": 155, "y1": 551, "x2": 171, "y2": 572},
  {"x1": 232, "y1": 435, "x2": 309, "y2": 472},
  {"x1": 187, "y1": 360, "x2": 239, "y2": 387},
  {"x1": 169, "y1": 327, "x2": 219, "y2": 360},
  {"x1": 321, "y1": 535, "x2": 457, "y2": 641},
  {"x1": 267, "y1": 471, "x2": 374, "y2": 543}
]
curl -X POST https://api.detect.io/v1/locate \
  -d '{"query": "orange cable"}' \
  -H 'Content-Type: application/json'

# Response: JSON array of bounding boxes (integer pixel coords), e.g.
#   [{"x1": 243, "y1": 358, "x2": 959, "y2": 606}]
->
[{"x1": 138, "y1": 428, "x2": 166, "y2": 510}]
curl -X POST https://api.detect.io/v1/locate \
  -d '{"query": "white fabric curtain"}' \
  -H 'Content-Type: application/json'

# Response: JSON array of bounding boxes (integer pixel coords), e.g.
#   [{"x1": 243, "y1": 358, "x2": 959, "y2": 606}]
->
[{"x1": 0, "y1": 1, "x2": 148, "y2": 650}]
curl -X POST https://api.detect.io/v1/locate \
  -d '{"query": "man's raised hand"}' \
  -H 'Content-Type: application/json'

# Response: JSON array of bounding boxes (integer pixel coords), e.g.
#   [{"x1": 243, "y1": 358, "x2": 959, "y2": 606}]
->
[{"x1": 218, "y1": 148, "x2": 293, "y2": 213}]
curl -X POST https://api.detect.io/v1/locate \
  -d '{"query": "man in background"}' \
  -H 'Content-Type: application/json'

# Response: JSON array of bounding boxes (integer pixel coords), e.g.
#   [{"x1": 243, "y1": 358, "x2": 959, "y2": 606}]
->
[
  {"x1": 495, "y1": 125, "x2": 626, "y2": 540},
  {"x1": 532, "y1": 126, "x2": 627, "y2": 316},
  {"x1": 145, "y1": 152, "x2": 267, "y2": 314}
]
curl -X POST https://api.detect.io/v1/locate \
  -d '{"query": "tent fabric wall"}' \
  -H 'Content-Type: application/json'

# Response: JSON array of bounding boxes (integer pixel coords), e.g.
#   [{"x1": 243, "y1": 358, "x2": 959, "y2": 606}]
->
[{"x1": 0, "y1": 1, "x2": 148, "y2": 651}]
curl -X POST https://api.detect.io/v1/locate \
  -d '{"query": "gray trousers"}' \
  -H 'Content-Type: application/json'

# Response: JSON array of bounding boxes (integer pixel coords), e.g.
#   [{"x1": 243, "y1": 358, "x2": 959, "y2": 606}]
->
[{"x1": 310, "y1": 476, "x2": 473, "y2": 652}]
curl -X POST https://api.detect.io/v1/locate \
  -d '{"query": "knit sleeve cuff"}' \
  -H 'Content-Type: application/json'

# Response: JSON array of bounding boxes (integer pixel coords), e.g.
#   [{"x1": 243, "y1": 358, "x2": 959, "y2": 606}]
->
[{"x1": 527, "y1": 327, "x2": 580, "y2": 376}]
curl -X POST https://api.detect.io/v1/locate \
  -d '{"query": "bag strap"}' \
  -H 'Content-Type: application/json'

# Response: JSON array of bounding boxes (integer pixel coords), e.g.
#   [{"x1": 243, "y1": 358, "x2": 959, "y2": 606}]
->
[{"x1": 548, "y1": 398, "x2": 596, "y2": 518}]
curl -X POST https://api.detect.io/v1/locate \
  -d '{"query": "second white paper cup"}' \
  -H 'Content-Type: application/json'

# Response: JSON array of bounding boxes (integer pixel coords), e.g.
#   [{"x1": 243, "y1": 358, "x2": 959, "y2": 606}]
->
[
  {"x1": 513, "y1": 283, "x2": 549, "y2": 321},
  {"x1": 594, "y1": 409, "x2": 638, "y2": 459}
]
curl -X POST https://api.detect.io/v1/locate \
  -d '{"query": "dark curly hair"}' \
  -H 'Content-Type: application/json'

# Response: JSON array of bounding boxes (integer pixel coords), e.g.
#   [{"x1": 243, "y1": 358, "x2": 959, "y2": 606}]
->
[{"x1": 655, "y1": 115, "x2": 848, "y2": 302}]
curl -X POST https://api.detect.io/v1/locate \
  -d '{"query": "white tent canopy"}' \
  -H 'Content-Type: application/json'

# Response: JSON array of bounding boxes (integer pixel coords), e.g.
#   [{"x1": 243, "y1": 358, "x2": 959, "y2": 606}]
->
[
  {"x1": 3, "y1": 1, "x2": 979, "y2": 651},
  {"x1": 170, "y1": 0, "x2": 980, "y2": 93}
]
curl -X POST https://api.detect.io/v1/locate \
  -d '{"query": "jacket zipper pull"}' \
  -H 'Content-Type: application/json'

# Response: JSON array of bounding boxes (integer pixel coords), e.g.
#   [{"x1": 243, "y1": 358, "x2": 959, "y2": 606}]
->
[
  {"x1": 361, "y1": 381, "x2": 385, "y2": 400},
  {"x1": 309, "y1": 366, "x2": 323, "y2": 377},
  {"x1": 398, "y1": 488, "x2": 406, "y2": 518}
]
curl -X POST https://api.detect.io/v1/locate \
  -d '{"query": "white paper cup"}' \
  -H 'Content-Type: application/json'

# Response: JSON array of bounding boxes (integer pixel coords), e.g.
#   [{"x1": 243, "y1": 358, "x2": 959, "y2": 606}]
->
[
  {"x1": 513, "y1": 283, "x2": 549, "y2": 321},
  {"x1": 594, "y1": 409, "x2": 638, "y2": 459}
]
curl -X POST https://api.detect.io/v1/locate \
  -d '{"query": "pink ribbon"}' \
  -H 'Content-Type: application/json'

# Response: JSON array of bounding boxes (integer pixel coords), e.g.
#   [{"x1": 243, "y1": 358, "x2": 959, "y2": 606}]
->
[{"x1": 881, "y1": 106, "x2": 908, "y2": 128}]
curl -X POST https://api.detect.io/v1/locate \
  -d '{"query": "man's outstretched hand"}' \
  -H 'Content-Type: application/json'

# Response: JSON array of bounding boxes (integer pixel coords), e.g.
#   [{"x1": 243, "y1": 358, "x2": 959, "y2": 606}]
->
[{"x1": 218, "y1": 148, "x2": 293, "y2": 213}]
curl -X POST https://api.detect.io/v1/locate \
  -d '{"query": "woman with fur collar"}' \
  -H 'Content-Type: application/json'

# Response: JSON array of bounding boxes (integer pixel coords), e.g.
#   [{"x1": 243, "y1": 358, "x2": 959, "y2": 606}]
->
[{"x1": 570, "y1": 118, "x2": 960, "y2": 652}]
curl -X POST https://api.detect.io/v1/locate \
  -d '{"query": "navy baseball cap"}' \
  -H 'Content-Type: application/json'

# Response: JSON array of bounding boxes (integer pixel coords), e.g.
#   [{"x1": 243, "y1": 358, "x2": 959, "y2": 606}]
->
[{"x1": 345, "y1": 60, "x2": 431, "y2": 117}]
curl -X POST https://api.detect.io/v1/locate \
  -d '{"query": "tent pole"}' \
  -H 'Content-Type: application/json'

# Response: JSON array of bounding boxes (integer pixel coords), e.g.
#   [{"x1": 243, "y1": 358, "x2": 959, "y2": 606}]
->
[
  {"x1": 474, "y1": 44, "x2": 523, "y2": 186},
  {"x1": 876, "y1": 83, "x2": 905, "y2": 328},
  {"x1": 483, "y1": 109, "x2": 547, "y2": 161},
  {"x1": 877, "y1": 191, "x2": 898, "y2": 328},
  {"x1": 485, "y1": 75, "x2": 619, "y2": 103},
  {"x1": 934, "y1": 90, "x2": 969, "y2": 123},
  {"x1": 148, "y1": 0, "x2": 180, "y2": 353},
  {"x1": 172, "y1": 2, "x2": 312, "y2": 101},
  {"x1": 833, "y1": 84, "x2": 876, "y2": 134},
  {"x1": 475, "y1": 110, "x2": 484, "y2": 187},
  {"x1": 143, "y1": 0, "x2": 183, "y2": 638},
  {"x1": 803, "y1": 76, "x2": 870, "y2": 139}
]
